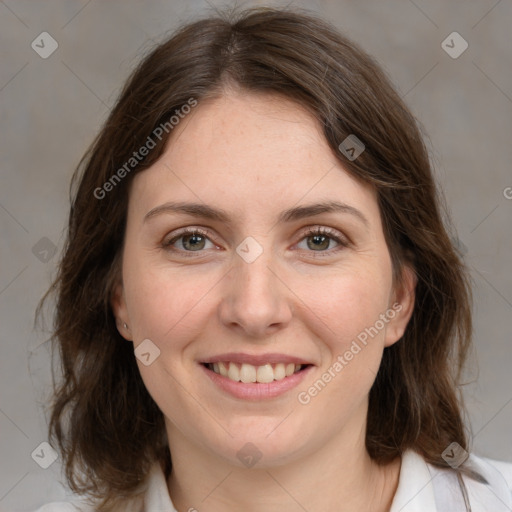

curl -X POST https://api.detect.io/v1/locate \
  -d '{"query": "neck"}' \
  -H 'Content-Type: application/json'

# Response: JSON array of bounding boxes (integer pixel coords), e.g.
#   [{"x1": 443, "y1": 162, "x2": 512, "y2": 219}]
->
[{"x1": 166, "y1": 420, "x2": 401, "y2": 512}]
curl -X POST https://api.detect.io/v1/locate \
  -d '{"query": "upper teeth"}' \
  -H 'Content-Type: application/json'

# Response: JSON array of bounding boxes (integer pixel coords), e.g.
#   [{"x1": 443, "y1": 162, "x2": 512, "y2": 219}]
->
[{"x1": 210, "y1": 362, "x2": 302, "y2": 383}]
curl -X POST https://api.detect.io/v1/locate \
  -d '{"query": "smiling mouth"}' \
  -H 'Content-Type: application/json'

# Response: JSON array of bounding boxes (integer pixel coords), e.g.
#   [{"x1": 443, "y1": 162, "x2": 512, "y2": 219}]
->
[{"x1": 202, "y1": 362, "x2": 310, "y2": 383}]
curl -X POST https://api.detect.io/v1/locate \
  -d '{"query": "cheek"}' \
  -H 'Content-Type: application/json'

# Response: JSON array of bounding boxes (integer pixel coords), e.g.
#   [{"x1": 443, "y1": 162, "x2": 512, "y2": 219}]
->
[
  {"x1": 294, "y1": 272, "x2": 392, "y2": 419},
  {"x1": 301, "y1": 265, "x2": 392, "y2": 348},
  {"x1": 123, "y1": 259, "x2": 216, "y2": 344},
  {"x1": 123, "y1": 262, "x2": 217, "y2": 421}
]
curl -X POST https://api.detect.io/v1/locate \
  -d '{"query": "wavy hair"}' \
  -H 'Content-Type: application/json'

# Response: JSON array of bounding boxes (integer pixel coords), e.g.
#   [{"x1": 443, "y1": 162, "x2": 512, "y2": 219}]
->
[{"x1": 37, "y1": 6, "x2": 473, "y2": 510}]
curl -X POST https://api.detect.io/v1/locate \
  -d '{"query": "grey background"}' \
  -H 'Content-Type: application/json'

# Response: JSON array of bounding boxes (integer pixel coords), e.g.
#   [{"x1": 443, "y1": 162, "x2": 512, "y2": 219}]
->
[{"x1": 1, "y1": 0, "x2": 511, "y2": 510}]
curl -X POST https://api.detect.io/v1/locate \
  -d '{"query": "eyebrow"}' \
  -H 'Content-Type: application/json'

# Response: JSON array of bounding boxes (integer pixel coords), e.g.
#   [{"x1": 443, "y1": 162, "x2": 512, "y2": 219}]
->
[{"x1": 143, "y1": 200, "x2": 369, "y2": 228}]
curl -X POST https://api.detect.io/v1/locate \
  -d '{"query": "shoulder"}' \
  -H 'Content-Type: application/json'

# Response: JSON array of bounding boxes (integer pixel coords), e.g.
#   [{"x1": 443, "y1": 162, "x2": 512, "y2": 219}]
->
[
  {"x1": 468, "y1": 453, "x2": 512, "y2": 488},
  {"x1": 32, "y1": 497, "x2": 146, "y2": 512},
  {"x1": 31, "y1": 467, "x2": 154, "y2": 512},
  {"x1": 32, "y1": 499, "x2": 143, "y2": 512},
  {"x1": 33, "y1": 503, "x2": 95, "y2": 512},
  {"x1": 476, "y1": 455, "x2": 512, "y2": 494},
  {"x1": 483, "y1": 457, "x2": 512, "y2": 485},
  {"x1": 427, "y1": 452, "x2": 512, "y2": 511}
]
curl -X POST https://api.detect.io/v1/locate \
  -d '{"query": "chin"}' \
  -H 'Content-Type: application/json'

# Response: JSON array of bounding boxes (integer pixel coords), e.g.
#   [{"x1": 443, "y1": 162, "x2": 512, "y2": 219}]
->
[{"x1": 205, "y1": 417, "x2": 311, "y2": 469}]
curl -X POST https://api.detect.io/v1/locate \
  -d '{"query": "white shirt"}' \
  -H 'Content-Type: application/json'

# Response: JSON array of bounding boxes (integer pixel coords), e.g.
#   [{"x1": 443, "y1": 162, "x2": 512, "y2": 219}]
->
[{"x1": 33, "y1": 449, "x2": 512, "y2": 511}]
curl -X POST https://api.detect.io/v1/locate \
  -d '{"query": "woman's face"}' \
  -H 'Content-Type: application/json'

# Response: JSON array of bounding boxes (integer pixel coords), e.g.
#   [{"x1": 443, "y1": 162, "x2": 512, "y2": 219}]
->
[{"x1": 113, "y1": 92, "x2": 415, "y2": 468}]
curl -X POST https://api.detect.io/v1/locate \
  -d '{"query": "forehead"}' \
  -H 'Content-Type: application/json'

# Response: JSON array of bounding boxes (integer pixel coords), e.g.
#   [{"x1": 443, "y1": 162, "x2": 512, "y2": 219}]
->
[
  {"x1": 158, "y1": 92, "x2": 329, "y2": 178},
  {"x1": 129, "y1": 92, "x2": 378, "y2": 225}
]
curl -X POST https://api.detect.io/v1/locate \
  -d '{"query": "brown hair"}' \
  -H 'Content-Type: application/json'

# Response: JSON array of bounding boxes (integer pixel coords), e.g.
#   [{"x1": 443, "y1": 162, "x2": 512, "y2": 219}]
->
[{"x1": 37, "y1": 6, "x2": 473, "y2": 510}]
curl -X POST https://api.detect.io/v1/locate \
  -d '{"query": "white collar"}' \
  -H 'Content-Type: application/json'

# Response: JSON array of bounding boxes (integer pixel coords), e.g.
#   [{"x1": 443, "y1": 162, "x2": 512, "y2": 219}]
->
[
  {"x1": 143, "y1": 449, "x2": 436, "y2": 511},
  {"x1": 143, "y1": 460, "x2": 177, "y2": 511},
  {"x1": 390, "y1": 449, "x2": 437, "y2": 511}
]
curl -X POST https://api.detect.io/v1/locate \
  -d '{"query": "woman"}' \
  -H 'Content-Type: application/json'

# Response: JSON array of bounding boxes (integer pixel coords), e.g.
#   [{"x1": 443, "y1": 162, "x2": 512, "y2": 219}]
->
[{"x1": 35, "y1": 6, "x2": 512, "y2": 512}]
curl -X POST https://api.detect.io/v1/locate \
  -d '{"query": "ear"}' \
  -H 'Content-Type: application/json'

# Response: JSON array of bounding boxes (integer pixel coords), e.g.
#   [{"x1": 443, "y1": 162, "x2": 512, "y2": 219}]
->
[
  {"x1": 111, "y1": 279, "x2": 132, "y2": 341},
  {"x1": 384, "y1": 265, "x2": 416, "y2": 347}
]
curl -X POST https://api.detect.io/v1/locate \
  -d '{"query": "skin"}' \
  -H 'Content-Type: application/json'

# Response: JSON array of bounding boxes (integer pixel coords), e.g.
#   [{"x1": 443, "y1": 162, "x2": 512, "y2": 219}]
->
[{"x1": 112, "y1": 91, "x2": 416, "y2": 512}]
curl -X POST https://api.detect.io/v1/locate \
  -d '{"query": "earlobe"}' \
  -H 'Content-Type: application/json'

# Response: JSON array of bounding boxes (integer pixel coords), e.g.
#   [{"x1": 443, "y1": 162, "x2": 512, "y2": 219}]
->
[
  {"x1": 111, "y1": 282, "x2": 132, "y2": 341},
  {"x1": 384, "y1": 265, "x2": 417, "y2": 347}
]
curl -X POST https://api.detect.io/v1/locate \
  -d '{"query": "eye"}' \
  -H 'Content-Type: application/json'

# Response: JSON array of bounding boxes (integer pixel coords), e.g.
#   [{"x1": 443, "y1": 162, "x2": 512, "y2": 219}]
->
[
  {"x1": 162, "y1": 225, "x2": 349, "y2": 258},
  {"x1": 296, "y1": 226, "x2": 349, "y2": 255},
  {"x1": 162, "y1": 227, "x2": 218, "y2": 255}
]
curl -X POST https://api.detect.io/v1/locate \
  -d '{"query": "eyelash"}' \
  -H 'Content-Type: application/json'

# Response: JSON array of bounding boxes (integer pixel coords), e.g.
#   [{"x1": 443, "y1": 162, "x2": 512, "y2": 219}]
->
[{"x1": 162, "y1": 226, "x2": 349, "y2": 258}]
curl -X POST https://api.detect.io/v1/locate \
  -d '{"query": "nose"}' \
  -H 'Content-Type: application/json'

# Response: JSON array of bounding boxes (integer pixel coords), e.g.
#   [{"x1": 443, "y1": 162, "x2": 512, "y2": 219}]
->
[{"x1": 218, "y1": 247, "x2": 293, "y2": 338}]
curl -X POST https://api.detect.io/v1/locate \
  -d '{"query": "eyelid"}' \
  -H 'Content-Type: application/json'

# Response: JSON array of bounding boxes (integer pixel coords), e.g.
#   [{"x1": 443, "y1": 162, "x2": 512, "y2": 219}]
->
[
  {"x1": 162, "y1": 226, "x2": 218, "y2": 247},
  {"x1": 300, "y1": 225, "x2": 350, "y2": 244}
]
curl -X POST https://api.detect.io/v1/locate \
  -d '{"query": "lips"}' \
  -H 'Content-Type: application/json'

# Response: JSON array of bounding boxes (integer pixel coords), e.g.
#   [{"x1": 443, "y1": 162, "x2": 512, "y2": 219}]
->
[
  {"x1": 200, "y1": 361, "x2": 313, "y2": 400},
  {"x1": 199, "y1": 352, "x2": 313, "y2": 393},
  {"x1": 205, "y1": 361, "x2": 304, "y2": 383}
]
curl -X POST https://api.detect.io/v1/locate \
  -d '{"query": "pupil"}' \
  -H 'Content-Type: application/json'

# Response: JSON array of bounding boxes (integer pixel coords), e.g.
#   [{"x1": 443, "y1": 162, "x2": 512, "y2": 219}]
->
[
  {"x1": 184, "y1": 234, "x2": 204, "y2": 251},
  {"x1": 308, "y1": 235, "x2": 329, "y2": 251}
]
